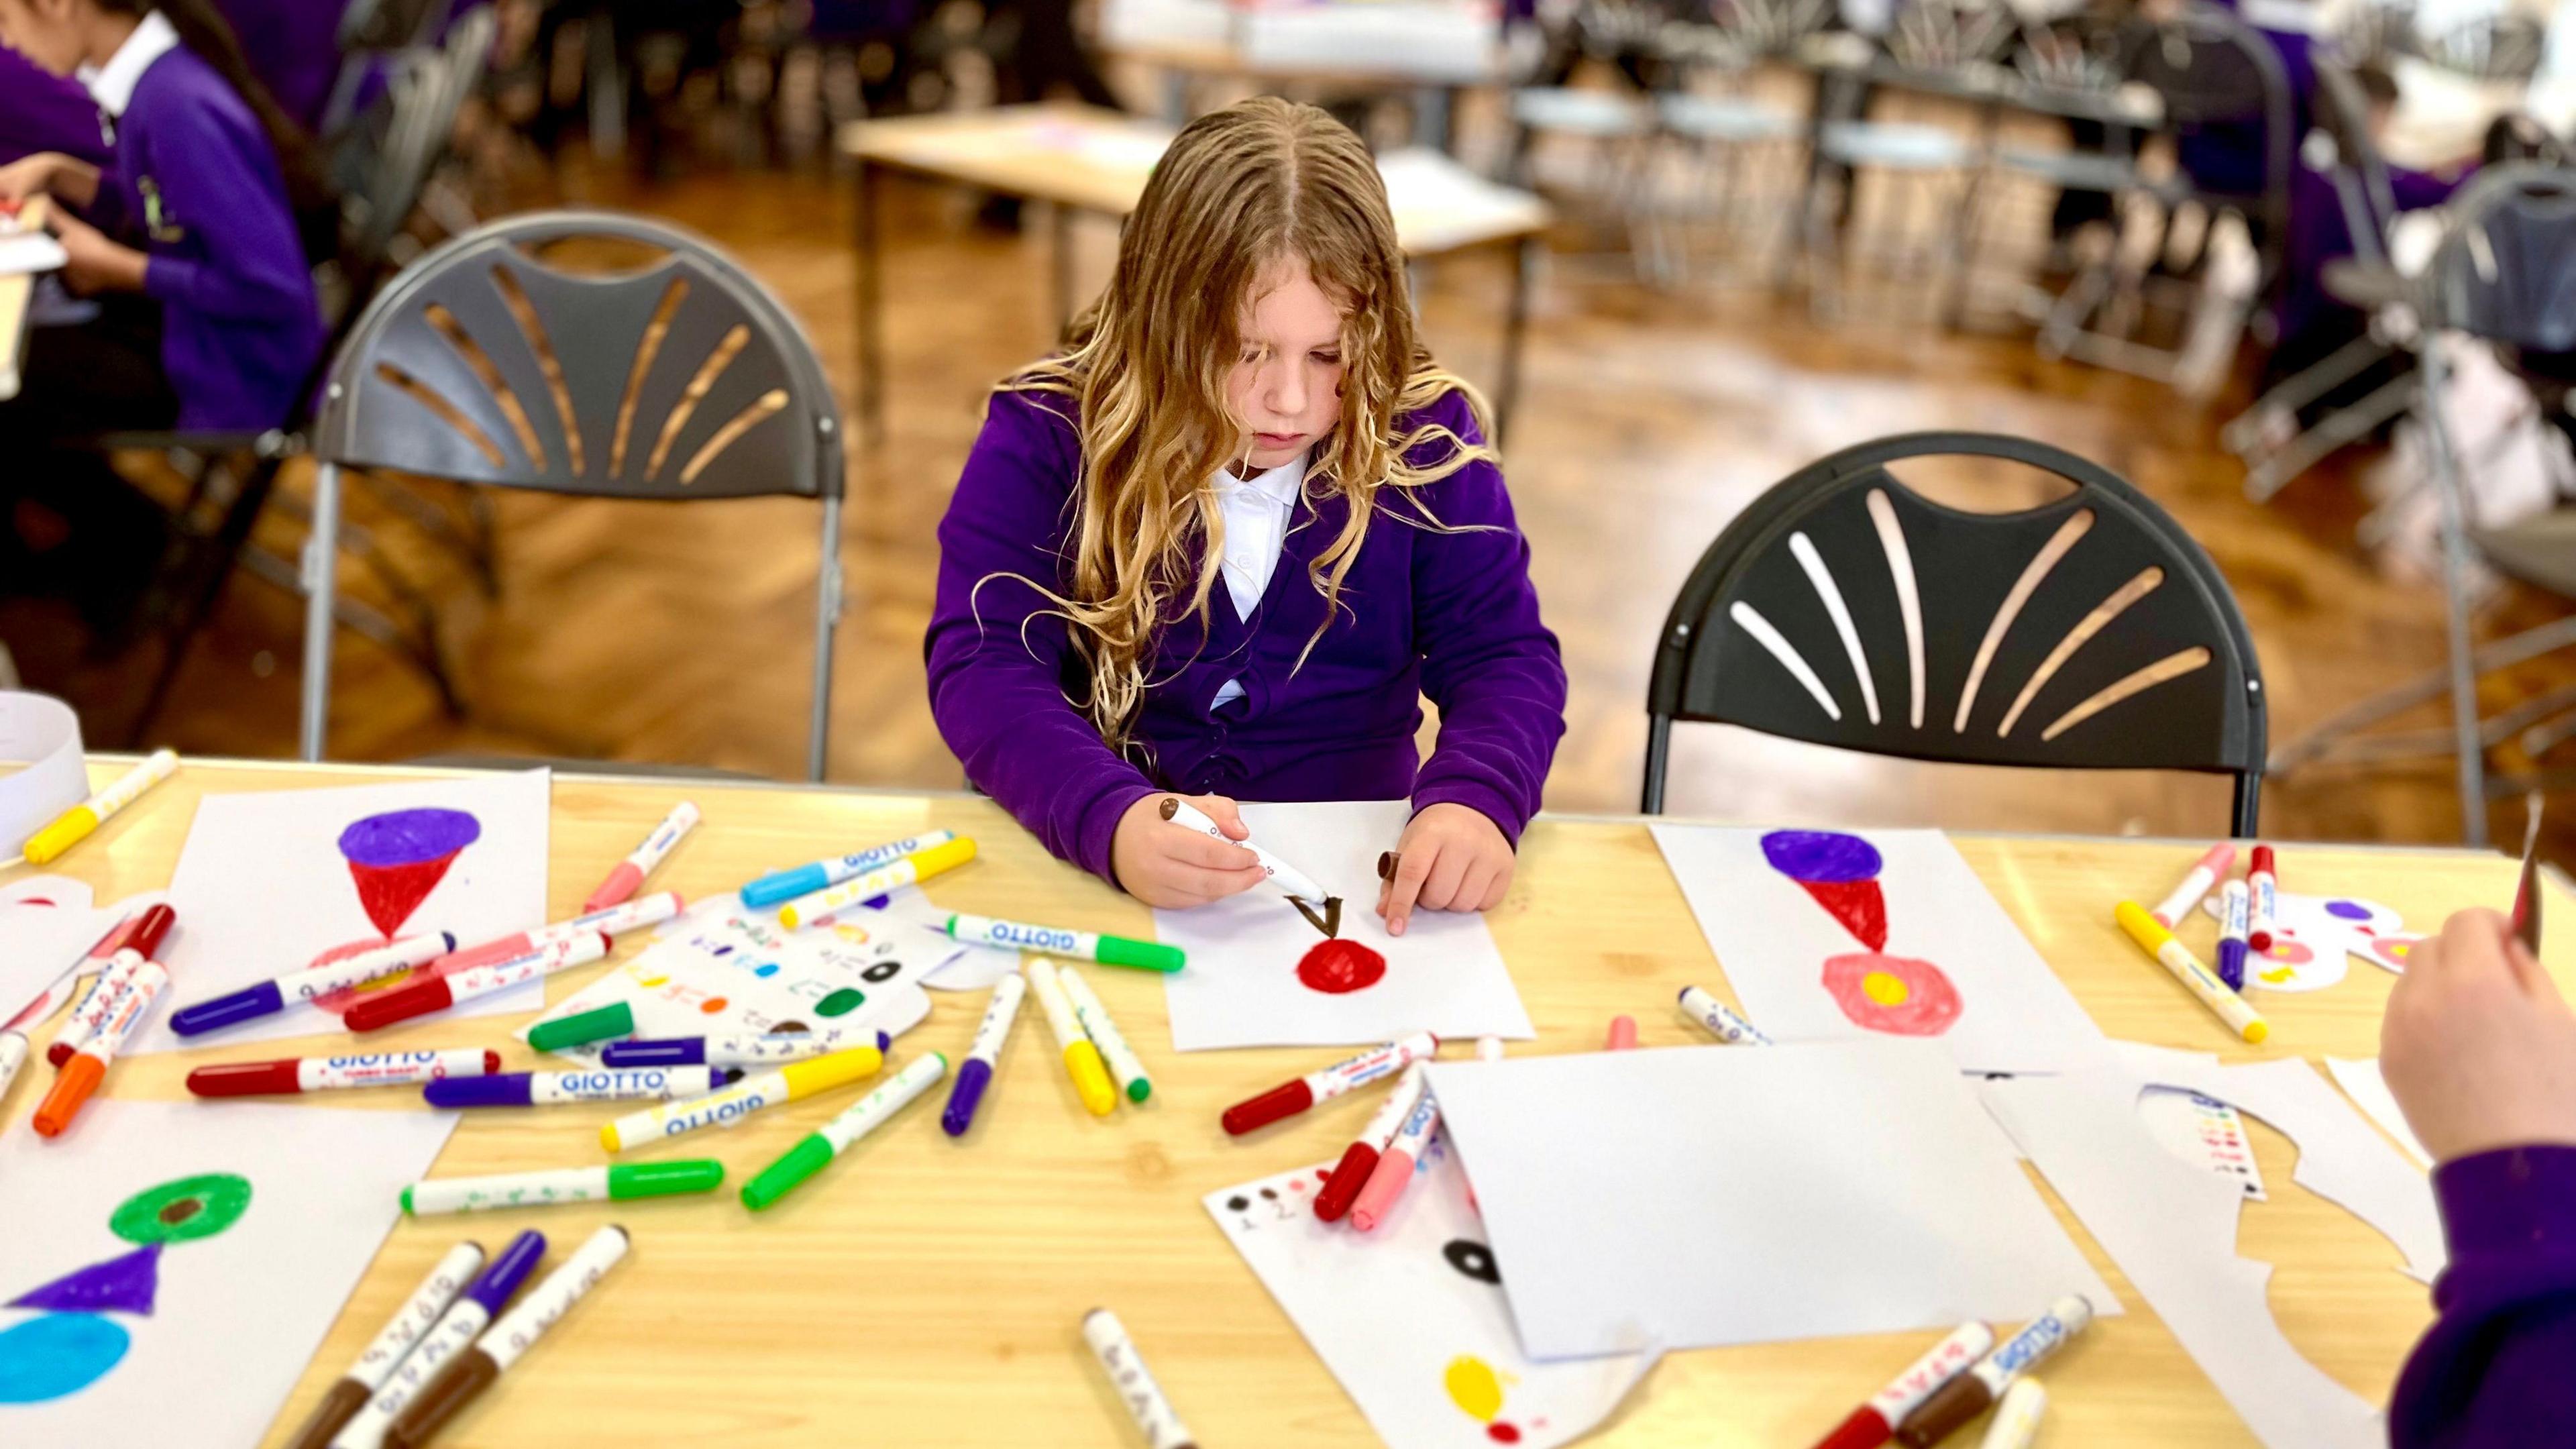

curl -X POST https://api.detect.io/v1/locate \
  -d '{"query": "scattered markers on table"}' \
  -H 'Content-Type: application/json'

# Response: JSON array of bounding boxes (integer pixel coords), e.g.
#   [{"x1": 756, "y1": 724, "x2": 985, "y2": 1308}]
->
[
  {"x1": 945, "y1": 911, "x2": 1186, "y2": 973},
  {"x1": 603, "y1": 1028, "x2": 870, "y2": 1070},
  {"x1": 403, "y1": 1162, "x2": 724, "y2": 1215},
  {"x1": 1893, "y1": 1295, "x2": 2092, "y2": 1448},
  {"x1": 189, "y1": 1049, "x2": 502, "y2": 1097},
  {"x1": 1027, "y1": 957, "x2": 1118, "y2": 1116},
  {"x1": 1348, "y1": 1075, "x2": 1442, "y2": 1233},
  {"x1": 21, "y1": 747, "x2": 178, "y2": 866},
  {"x1": 424, "y1": 1065, "x2": 742, "y2": 1109},
  {"x1": 345, "y1": 933, "x2": 610, "y2": 1033},
  {"x1": 1220, "y1": 1031, "x2": 1438, "y2": 1136},
  {"x1": 774, "y1": 838, "x2": 978, "y2": 929},
  {"x1": 388, "y1": 1224, "x2": 630, "y2": 1449},
  {"x1": 1677, "y1": 985, "x2": 1772, "y2": 1045},
  {"x1": 742, "y1": 1051, "x2": 949, "y2": 1211},
  {"x1": 582, "y1": 801, "x2": 699, "y2": 912},
  {"x1": 1313, "y1": 1062, "x2": 1426, "y2": 1223},
  {"x1": 433, "y1": 892, "x2": 683, "y2": 975},
  {"x1": 942, "y1": 971, "x2": 1024, "y2": 1136},
  {"x1": 2247, "y1": 845, "x2": 2280, "y2": 951},
  {"x1": 1083, "y1": 1307, "x2": 1199, "y2": 1449},
  {"x1": 1807, "y1": 1319, "x2": 1994, "y2": 1449},
  {"x1": 599, "y1": 1043, "x2": 885, "y2": 1152},
  {"x1": 2150, "y1": 843, "x2": 2235, "y2": 928},
  {"x1": 1058, "y1": 963, "x2": 1152, "y2": 1104},
  {"x1": 2216, "y1": 878, "x2": 2253, "y2": 991},
  {"x1": 35, "y1": 906, "x2": 180, "y2": 1136},
  {"x1": 48, "y1": 903, "x2": 177, "y2": 1065},
  {"x1": 283, "y1": 1240, "x2": 485, "y2": 1449},
  {"x1": 170, "y1": 931, "x2": 458, "y2": 1036},
  {"x1": 3, "y1": 910, "x2": 141, "y2": 1102},
  {"x1": 737, "y1": 828, "x2": 959, "y2": 908},
  {"x1": 1978, "y1": 1378, "x2": 2047, "y2": 1449},
  {"x1": 2114, "y1": 901, "x2": 2269, "y2": 1044},
  {"x1": 330, "y1": 1232, "x2": 544, "y2": 1449}
]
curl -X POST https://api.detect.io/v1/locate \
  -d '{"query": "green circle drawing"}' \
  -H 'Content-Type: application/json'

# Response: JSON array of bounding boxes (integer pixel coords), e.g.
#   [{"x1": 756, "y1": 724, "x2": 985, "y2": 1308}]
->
[
  {"x1": 814, "y1": 987, "x2": 865, "y2": 1018},
  {"x1": 110, "y1": 1173, "x2": 252, "y2": 1245}
]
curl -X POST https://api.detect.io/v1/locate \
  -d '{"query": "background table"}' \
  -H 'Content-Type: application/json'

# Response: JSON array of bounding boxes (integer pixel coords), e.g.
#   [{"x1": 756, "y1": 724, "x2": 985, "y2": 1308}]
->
[
  {"x1": 839, "y1": 105, "x2": 1552, "y2": 443},
  {"x1": 6, "y1": 756, "x2": 2557, "y2": 1448}
]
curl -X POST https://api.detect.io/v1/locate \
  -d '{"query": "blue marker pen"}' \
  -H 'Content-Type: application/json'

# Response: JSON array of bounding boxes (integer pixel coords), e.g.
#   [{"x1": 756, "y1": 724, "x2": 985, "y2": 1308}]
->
[{"x1": 738, "y1": 830, "x2": 960, "y2": 908}]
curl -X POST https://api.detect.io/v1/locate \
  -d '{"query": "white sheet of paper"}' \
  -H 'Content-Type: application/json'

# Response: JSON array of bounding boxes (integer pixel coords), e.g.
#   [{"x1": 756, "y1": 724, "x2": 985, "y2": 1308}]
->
[
  {"x1": 530, "y1": 892, "x2": 934, "y2": 1061},
  {"x1": 1208, "y1": 1148, "x2": 1658, "y2": 1448},
  {"x1": 2141, "y1": 1087, "x2": 2268, "y2": 1200},
  {"x1": 0, "y1": 691, "x2": 89, "y2": 858},
  {"x1": 0, "y1": 1098, "x2": 455, "y2": 1444},
  {"x1": 1650, "y1": 825, "x2": 2113, "y2": 1073},
  {"x1": 2325, "y1": 1057, "x2": 2436, "y2": 1171},
  {"x1": 0, "y1": 230, "x2": 66, "y2": 278},
  {"x1": 1426, "y1": 1041, "x2": 2115, "y2": 1360},
  {"x1": 1982, "y1": 1070, "x2": 2386, "y2": 1449},
  {"x1": 2114, "y1": 1042, "x2": 2443, "y2": 1283},
  {"x1": 134, "y1": 772, "x2": 551, "y2": 1055},
  {"x1": 1158, "y1": 801, "x2": 1534, "y2": 1051},
  {"x1": 0, "y1": 877, "x2": 119, "y2": 1018}
]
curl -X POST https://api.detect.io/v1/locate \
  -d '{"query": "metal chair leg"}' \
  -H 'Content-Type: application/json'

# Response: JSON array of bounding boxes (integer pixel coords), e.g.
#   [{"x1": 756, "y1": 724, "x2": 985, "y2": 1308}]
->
[
  {"x1": 2419, "y1": 336, "x2": 2491, "y2": 845},
  {"x1": 299, "y1": 462, "x2": 345, "y2": 761}
]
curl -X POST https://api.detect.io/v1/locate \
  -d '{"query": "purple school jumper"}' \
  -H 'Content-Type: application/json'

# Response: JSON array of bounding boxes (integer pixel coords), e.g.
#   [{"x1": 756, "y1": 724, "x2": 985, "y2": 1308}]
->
[
  {"x1": 2389, "y1": 1146, "x2": 2576, "y2": 1447},
  {"x1": 926, "y1": 386, "x2": 1568, "y2": 888},
  {"x1": 0, "y1": 45, "x2": 107, "y2": 165}
]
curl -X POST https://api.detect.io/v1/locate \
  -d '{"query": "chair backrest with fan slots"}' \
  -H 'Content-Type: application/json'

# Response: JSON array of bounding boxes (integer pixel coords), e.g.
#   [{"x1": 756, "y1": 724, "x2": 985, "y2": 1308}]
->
[
  {"x1": 1644, "y1": 433, "x2": 2266, "y2": 830},
  {"x1": 313, "y1": 211, "x2": 841, "y2": 503},
  {"x1": 2422, "y1": 164, "x2": 2576, "y2": 357}
]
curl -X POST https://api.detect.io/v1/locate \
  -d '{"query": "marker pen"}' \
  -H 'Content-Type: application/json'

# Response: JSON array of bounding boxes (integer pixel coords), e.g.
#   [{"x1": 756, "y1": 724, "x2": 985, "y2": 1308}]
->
[
  {"x1": 1027, "y1": 958, "x2": 1117, "y2": 1116},
  {"x1": 598, "y1": 1044, "x2": 885, "y2": 1151},
  {"x1": 190, "y1": 1049, "x2": 502, "y2": 1097},
  {"x1": 48, "y1": 903, "x2": 177, "y2": 1065},
  {"x1": 582, "y1": 802, "x2": 699, "y2": 912},
  {"x1": 602, "y1": 1029, "x2": 871, "y2": 1070},
  {"x1": 1082, "y1": 1308, "x2": 1198, "y2": 1449},
  {"x1": 1058, "y1": 965, "x2": 1152, "y2": 1104},
  {"x1": 425, "y1": 1065, "x2": 741, "y2": 1108},
  {"x1": 344, "y1": 933, "x2": 609, "y2": 1034},
  {"x1": 1222, "y1": 1032, "x2": 1438, "y2": 1136},
  {"x1": 2215, "y1": 879, "x2": 2251, "y2": 991},
  {"x1": 737, "y1": 830, "x2": 959, "y2": 908},
  {"x1": 329, "y1": 1232, "x2": 543, "y2": 1449},
  {"x1": 401, "y1": 1162, "x2": 725, "y2": 1216},
  {"x1": 170, "y1": 932, "x2": 458, "y2": 1036},
  {"x1": 1348, "y1": 1084, "x2": 1442, "y2": 1232},
  {"x1": 1678, "y1": 985, "x2": 1772, "y2": 1045},
  {"x1": 2247, "y1": 844, "x2": 2279, "y2": 951},
  {"x1": 432, "y1": 893, "x2": 683, "y2": 974},
  {"x1": 36, "y1": 908, "x2": 181, "y2": 1137},
  {"x1": 22, "y1": 748, "x2": 178, "y2": 865},
  {"x1": 284, "y1": 1241, "x2": 485, "y2": 1449},
  {"x1": 741, "y1": 1052, "x2": 949, "y2": 1211},
  {"x1": 773, "y1": 839, "x2": 978, "y2": 928},
  {"x1": 1314, "y1": 1063, "x2": 1426, "y2": 1223},
  {"x1": 2150, "y1": 842, "x2": 2236, "y2": 928},
  {"x1": 944, "y1": 912, "x2": 1185, "y2": 973},
  {"x1": 1894, "y1": 1295, "x2": 2092, "y2": 1448},
  {"x1": 2115, "y1": 901, "x2": 2267, "y2": 1043},
  {"x1": 941, "y1": 973, "x2": 1024, "y2": 1136},
  {"x1": 387, "y1": 1226, "x2": 631, "y2": 1448},
  {"x1": 1157, "y1": 797, "x2": 1330, "y2": 905},
  {"x1": 1806, "y1": 1320, "x2": 1994, "y2": 1449}
]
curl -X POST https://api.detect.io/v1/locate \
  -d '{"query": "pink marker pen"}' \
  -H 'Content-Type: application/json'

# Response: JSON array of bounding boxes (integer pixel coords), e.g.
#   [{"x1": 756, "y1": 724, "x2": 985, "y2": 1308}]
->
[
  {"x1": 1348, "y1": 1085, "x2": 1442, "y2": 1232},
  {"x1": 582, "y1": 804, "x2": 700, "y2": 913},
  {"x1": 2150, "y1": 843, "x2": 2236, "y2": 928}
]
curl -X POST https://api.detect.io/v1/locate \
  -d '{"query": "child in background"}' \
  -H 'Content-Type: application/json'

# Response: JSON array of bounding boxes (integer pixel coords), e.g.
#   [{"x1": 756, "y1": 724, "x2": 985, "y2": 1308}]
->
[
  {"x1": 2380, "y1": 907, "x2": 2576, "y2": 1445},
  {"x1": 926, "y1": 98, "x2": 1566, "y2": 933},
  {"x1": 0, "y1": 0, "x2": 325, "y2": 636}
]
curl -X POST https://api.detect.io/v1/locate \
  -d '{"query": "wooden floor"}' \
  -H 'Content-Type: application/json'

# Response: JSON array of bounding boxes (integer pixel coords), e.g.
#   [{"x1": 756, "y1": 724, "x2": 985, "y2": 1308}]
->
[{"x1": 9, "y1": 136, "x2": 2554, "y2": 849}]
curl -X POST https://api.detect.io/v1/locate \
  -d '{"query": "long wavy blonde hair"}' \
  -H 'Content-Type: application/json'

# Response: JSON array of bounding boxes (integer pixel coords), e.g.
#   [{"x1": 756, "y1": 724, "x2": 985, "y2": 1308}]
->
[{"x1": 993, "y1": 97, "x2": 1495, "y2": 752}]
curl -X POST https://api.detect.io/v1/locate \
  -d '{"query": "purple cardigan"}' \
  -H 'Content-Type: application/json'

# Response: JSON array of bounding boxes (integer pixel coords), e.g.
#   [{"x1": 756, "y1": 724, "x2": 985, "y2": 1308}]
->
[
  {"x1": 0, "y1": 44, "x2": 107, "y2": 166},
  {"x1": 926, "y1": 386, "x2": 1567, "y2": 887},
  {"x1": 88, "y1": 44, "x2": 322, "y2": 431},
  {"x1": 2390, "y1": 1146, "x2": 2576, "y2": 1446}
]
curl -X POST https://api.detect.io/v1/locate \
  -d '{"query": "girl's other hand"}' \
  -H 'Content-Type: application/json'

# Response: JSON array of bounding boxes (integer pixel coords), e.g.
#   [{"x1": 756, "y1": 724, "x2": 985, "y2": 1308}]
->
[
  {"x1": 0, "y1": 153, "x2": 64, "y2": 205},
  {"x1": 1377, "y1": 802, "x2": 1513, "y2": 936},
  {"x1": 2381, "y1": 907, "x2": 2576, "y2": 1163},
  {"x1": 1112, "y1": 792, "x2": 1269, "y2": 908},
  {"x1": 48, "y1": 209, "x2": 146, "y2": 294}
]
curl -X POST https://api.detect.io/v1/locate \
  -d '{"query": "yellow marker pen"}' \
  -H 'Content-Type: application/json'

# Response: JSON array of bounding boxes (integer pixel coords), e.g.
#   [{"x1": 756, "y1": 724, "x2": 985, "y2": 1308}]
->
[
  {"x1": 775, "y1": 838, "x2": 977, "y2": 929},
  {"x1": 23, "y1": 749, "x2": 179, "y2": 865},
  {"x1": 1026, "y1": 958, "x2": 1116, "y2": 1116},
  {"x1": 598, "y1": 1038, "x2": 887, "y2": 1151},
  {"x1": 2115, "y1": 900, "x2": 2269, "y2": 1044}
]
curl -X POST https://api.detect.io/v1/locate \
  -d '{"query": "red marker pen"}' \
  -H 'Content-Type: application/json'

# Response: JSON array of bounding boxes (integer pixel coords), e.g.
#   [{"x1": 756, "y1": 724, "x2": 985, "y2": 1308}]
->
[
  {"x1": 345, "y1": 932, "x2": 609, "y2": 1033},
  {"x1": 1314, "y1": 1063, "x2": 1426, "y2": 1222},
  {"x1": 188, "y1": 1047, "x2": 503, "y2": 1097},
  {"x1": 1221, "y1": 1031, "x2": 1436, "y2": 1136},
  {"x1": 36, "y1": 906, "x2": 181, "y2": 1138},
  {"x1": 432, "y1": 893, "x2": 684, "y2": 975},
  {"x1": 2247, "y1": 845, "x2": 2279, "y2": 952},
  {"x1": 46, "y1": 904, "x2": 176, "y2": 1066},
  {"x1": 1809, "y1": 1320, "x2": 1995, "y2": 1449}
]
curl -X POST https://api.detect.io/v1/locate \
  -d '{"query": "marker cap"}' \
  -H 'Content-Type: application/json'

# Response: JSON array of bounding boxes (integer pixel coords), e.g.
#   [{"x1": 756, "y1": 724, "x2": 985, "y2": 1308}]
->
[
  {"x1": 33, "y1": 1053, "x2": 105, "y2": 1137},
  {"x1": 1096, "y1": 936, "x2": 1187, "y2": 973},
  {"x1": 740, "y1": 862, "x2": 828, "y2": 909},
  {"x1": 467, "y1": 1230, "x2": 549, "y2": 1312},
  {"x1": 780, "y1": 1044, "x2": 885, "y2": 1095},
  {"x1": 612, "y1": 1159, "x2": 726, "y2": 1200},
  {"x1": 424, "y1": 1074, "x2": 537, "y2": 1109},
  {"x1": 1222, "y1": 1079, "x2": 1316, "y2": 1136},
  {"x1": 185, "y1": 1059, "x2": 305, "y2": 1097},
  {"x1": 582, "y1": 861, "x2": 646, "y2": 914},
  {"x1": 600, "y1": 1036, "x2": 706, "y2": 1069},
  {"x1": 22, "y1": 806, "x2": 102, "y2": 865},
  {"x1": 941, "y1": 1057, "x2": 994, "y2": 1137},
  {"x1": 344, "y1": 976, "x2": 457, "y2": 1032},
  {"x1": 1312, "y1": 1142, "x2": 1379, "y2": 1222},
  {"x1": 529, "y1": 1002, "x2": 637, "y2": 1053},
  {"x1": 125, "y1": 904, "x2": 178, "y2": 960},
  {"x1": 169, "y1": 980, "x2": 285, "y2": 1036},
  {"x1": 739, "y1": 1136, "x2": 836, "y2": 1212}
]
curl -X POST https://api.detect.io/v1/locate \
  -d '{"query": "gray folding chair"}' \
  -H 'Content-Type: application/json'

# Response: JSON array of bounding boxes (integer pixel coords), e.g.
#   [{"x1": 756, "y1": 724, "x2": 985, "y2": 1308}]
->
[{"x1": 297, "y1": 210, "x2": 847, "y2": 780}]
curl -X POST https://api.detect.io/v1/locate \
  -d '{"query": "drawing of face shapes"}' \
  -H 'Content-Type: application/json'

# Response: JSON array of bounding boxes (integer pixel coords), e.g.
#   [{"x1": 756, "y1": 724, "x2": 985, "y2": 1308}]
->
[{"x1": 0, "y1": 1173, "x2": 252, "y2": 1403}]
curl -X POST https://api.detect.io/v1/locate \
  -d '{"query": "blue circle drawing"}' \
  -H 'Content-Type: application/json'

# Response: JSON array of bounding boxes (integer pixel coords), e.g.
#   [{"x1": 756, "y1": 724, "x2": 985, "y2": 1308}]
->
[{"x1": 0, "y1": 1313, "x2": 132, "y2": 1403}]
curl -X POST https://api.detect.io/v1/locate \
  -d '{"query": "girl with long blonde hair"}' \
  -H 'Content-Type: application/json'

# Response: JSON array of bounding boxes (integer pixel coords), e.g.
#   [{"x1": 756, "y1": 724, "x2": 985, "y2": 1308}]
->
[{"x1": 926, "y1": 97, "x2": 1565, "y2": 926}]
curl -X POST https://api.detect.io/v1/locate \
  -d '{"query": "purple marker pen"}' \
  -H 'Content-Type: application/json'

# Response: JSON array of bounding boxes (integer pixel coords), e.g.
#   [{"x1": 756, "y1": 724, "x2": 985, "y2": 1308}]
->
[
  {"x1": 943, "y1": 972, "x2": 1026, "y2": 1137},
  {"x1": 331, "y1": 1230, "x2": 546, "y2": 1448}
]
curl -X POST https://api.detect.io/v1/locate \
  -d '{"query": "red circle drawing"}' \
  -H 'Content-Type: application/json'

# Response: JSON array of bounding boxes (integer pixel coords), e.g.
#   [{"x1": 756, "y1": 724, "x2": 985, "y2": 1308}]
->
[
  {"x1": 1296, "y1": 940, "x2": 1387, "y2": 995},
  {"x1": 1487, "y1": 1426, "x2": 1522, "y2": 1444},
  {"x1": 1821, "y1": 953, "x2": 1963, "y2": 1036}
]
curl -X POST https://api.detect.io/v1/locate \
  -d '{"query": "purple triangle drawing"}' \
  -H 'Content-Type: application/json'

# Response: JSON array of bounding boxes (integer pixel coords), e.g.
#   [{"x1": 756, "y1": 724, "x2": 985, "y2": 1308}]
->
[{"x1": 9, "y1": 1243, "x2": 162, "y2": 1316}]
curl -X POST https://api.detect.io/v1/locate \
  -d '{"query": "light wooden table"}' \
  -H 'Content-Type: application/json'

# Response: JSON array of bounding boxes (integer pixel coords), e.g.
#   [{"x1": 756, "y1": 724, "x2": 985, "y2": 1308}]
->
[
  {"x1": 5, "y1": 756, "x2": 2553, "y2": 1448},
  {"x1": 1107, "y1": 34, "x2": 1506, "y2": 152},
  {"x1": 0, "y1": 197, "x2": 53, "y2": 403},
  {"x1": 837, "y1": 104, "x2": 1552, "y2": 444}
]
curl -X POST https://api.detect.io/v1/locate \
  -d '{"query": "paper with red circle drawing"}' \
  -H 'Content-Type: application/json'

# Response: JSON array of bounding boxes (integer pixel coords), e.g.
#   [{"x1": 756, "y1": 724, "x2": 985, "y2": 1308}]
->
[
  {"x1": 1649, "y1": 825, "x2": 2114, "y2": 1075},
  {"x1": 1155, "y1": 800, "x2": 1535, "y2": 1052}
]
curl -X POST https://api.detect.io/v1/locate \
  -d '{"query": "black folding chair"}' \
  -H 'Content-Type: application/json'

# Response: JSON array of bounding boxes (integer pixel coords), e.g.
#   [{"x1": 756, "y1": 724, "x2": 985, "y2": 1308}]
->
[
  {"x1": 297, "y1": 209, "x2": 848, "y2": 781},
  {"x1": 1644, "y1": 432, "x2": 2268, "y2": 835}
]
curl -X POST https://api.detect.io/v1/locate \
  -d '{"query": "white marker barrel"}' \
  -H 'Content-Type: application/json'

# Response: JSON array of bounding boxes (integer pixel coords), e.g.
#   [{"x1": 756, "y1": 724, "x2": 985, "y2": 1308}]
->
[
  {"x1": 477, "y1": 1226, "x2": 629, "y2": 1373},
  {"x1": 1083, "y1": 1308, "x2": 1198, "y2": 1449},
  {"x1": 348, "y1": 1242, "x2": 484, "y2": 1391}
]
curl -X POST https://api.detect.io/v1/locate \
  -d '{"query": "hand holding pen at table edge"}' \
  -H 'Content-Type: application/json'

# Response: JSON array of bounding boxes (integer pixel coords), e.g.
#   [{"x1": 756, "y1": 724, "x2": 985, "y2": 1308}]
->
[
  {"x1": 1377, "y1": 802, "x2": 1514, "y2": 936},
  {"x1": 2381, "y1": 906, "x2": 2576, "y2": 1164},
  {"x1": 1110, "y1": 792, "x2": 1268, "y2": 908}
]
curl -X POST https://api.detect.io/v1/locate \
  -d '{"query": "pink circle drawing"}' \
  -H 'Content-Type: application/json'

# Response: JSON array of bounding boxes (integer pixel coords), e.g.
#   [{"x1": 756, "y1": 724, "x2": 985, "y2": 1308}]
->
[{"x1": 1821, "y1": 953, "x2": 1963, "y2": 1036}]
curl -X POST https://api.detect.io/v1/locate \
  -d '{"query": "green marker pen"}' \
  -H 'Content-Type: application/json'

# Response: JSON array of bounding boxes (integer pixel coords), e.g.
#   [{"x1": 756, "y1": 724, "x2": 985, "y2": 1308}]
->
[
  {"x1": 402, "y1": 1159, "x2": 725, "y2": 1215},
  {"x1": 1055, "y1": 965, "x2": 1152, "y2": 1104},
  {"x1": 528, "y1": 1001, "x2": 637, "y2": 1053},
  {"x1": 741, "y1": 1053, "x2": 947, "y2": 1212},
  {"x1": 945, "y1": 913, "x2": 1185, "y2": 973}
]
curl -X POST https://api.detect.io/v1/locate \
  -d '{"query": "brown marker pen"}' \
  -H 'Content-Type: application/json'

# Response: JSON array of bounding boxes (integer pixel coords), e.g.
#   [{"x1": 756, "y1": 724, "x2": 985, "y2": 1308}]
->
[
  {"x1": 387, "y1": 1226, "x2": 629, "y2": 1448},
  {"x1": 1894, "y1": 1294, "x2": 2092, "y2": 1448}
]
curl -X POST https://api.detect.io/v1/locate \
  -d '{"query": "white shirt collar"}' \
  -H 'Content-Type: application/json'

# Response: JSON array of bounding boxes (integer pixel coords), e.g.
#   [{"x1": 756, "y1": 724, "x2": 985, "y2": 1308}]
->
[
  {"x1": 1215, "y1": 453, "x2": 1306, "y2": 509},
  {"x1": 84, "y1": 9, "x2": 180, "y2": 119}
]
